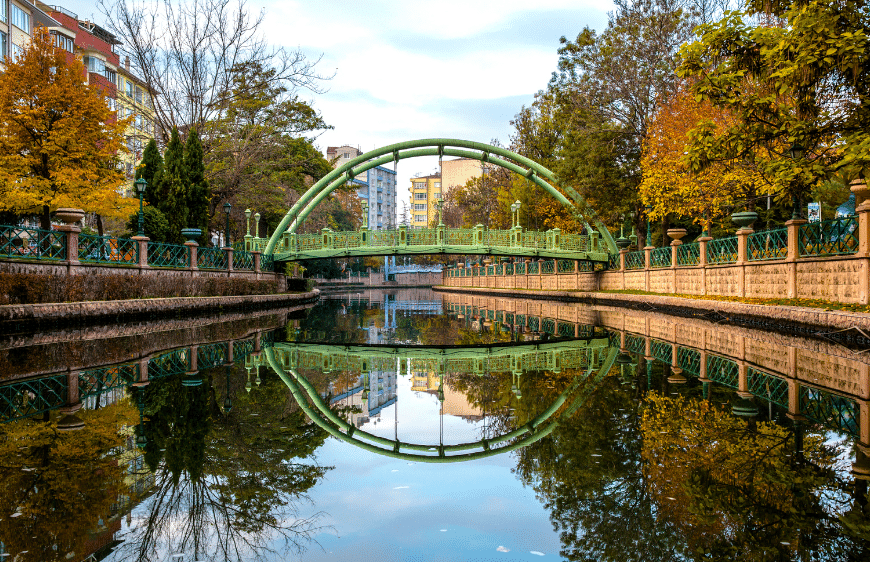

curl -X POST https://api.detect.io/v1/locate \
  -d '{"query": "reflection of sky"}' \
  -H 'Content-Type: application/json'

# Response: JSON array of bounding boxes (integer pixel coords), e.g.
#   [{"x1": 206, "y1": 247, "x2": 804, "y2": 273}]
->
[{"x1": 296, "y1": 374, "x2": 565, "y2": 561}]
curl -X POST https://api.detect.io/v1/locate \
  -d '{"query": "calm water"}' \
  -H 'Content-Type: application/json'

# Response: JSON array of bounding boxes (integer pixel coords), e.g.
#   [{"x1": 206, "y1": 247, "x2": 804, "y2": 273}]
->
[{"x1": 1, "y1": 288, "x2": 869, "y2": 561}]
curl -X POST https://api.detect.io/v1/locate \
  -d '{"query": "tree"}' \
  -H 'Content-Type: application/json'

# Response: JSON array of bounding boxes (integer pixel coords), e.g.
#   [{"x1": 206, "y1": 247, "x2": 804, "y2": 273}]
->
[
  {"x1": 677, "y1": 1, "x2": 870, "y2": 209},
  {"x1": 185, "y1": 127, "x2": 211, "y2": 245},
  {"x1": 639, "y1": 86, "x2": 765, "y2": 227},
  {"x1": 159, "y1": 128, "x2": 188, "y2": 243},
  {"x1": 0, "y1": 28, "x2": 134, "y2": 230},
  {"x1": 550, "y1": 0, "x2": 697, "y2": 241},
  {"x1": 99, "y1": 0, "x2": 330, "y2": 144},
  {"x1": 136, "y1": 138, "x2": 164, "y2": 207}
]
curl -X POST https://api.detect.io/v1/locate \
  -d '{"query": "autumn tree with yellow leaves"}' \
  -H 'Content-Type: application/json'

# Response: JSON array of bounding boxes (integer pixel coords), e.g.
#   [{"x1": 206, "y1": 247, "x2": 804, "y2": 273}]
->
[
  {"x1": 0, "y1": 28, "x2": 134, "y2": 230},
  {"x1": 640, "y1": 87, "x2": 765, "y2": 229}
]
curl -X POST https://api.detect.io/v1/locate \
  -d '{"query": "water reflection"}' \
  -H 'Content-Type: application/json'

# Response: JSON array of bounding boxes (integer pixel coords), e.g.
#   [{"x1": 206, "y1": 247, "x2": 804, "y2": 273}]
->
[{"x1": 2, "y1": 291, "x2": 870, "y2": 560}]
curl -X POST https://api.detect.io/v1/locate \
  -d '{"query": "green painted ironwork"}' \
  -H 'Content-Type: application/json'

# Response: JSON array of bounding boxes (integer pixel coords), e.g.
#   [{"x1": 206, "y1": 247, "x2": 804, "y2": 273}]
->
[
  {"x1": 706, "y1": 236, "x2": 738, "y2": 265},
  {"x1": 798, "y1": 216, "x2": 858, "y2": 257},
  {"x1": 676, "y1": 242, "x2": 700, "y2": 266},
  {"x1": 486, "y1": 265, "x2": 494, "y2": 275},
  {"x1": 677, "y1": 347, "x2": 701, "y2": 376},
  {"x1": 650, "y1": 340, "x2": 672, "y2": 364},
  {"x1": 505, "y1": 263, "x2": 514, "y2": 274},
  {"x1": 557, "y1": 259, "x2": 575, "y2": 273},
  {"x1": 79, "y1": 364, "x2": 139, "y2": 398},
  {"x1": 198, "y1": 247, "x2": 228, "y2": 270},
  {"x1": 747, "y1": 368, "x2": 789, "y2": 408},
  {"x1": 527, "y1": 316, "x2": 540, "y2": 331},
  {"x1": 0, "y1": 374, "x2": 67, "y2": 422},
  {"x1": 148, "y1": 241, "x2": 190, "y2": 267},
  {"x1": 541, "y1": 260, "x2": 555, "y2": 274},
  {"x1": 0, "y1": 225, "x2": 67, "y2": 260},
  {"x1": 748, "y1": 228, "x2": 788, "y2": 261},
  {"x1": 707, "y1": 354, "x2": 739, "y2": 388},
  {"x1": 608, "y1": 253, "x2": 619, "y2": 269},
  {"x1": 264, "y1": 139, "x2": 619, "y2": 257},
  {"x1": 495, "y1": 264, "x2": 504, "y2": 275},
  {"x1": 79, "y1": 234, "x2": 139, "y2": 265},
  {"x1": 625, "y1": 250, "x2": 645, "y2": 269},
  {"x1": 233, "y1": 250, "x2": 255, "y2": 271},
  {"x1": 625, "y1": 334, "x2": 646, "y2": 355},
  {"x1": 650, "y1": 246, "x2": 672, "y2": 268},
  {"x1": 800, "y1": 385, "x2": 858, "y2": 437},
  {"x1": 527, "y1": 261, "x2": 539, "y2": 274},
  {"x1": 260, "y1": 254, "x2": 275, "y2": 272},
  {"x1": 148, "y1": 347, "x2": 192, "y2": 379},
  {"x1": 542, "y1": 318, "x2": 556, "y2": 334},
  {"x1": 197, "y1": 342, "x2": 230, "y2": 369},
  {"x1": 233, "y1": 339, "x2": 256, "y2": 358}
]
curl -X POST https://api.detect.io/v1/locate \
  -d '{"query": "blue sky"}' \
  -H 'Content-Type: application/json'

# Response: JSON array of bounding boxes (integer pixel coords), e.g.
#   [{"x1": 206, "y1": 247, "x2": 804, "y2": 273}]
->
[{"x1": 61, "y1": 0, "x2": 613, "y2": 217}]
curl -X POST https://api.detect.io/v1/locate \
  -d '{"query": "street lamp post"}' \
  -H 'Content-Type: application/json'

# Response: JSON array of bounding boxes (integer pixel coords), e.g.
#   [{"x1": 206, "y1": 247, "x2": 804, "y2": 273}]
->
[
  {"x1": 645, "y1": 205, "x2": 653, "y2": 246},
  {"x1": 134, "y1": 177, "x2": 147, "y2": 237},
  {"x1": 223, "y1": 202, "x2": 232, "y2": 248}
]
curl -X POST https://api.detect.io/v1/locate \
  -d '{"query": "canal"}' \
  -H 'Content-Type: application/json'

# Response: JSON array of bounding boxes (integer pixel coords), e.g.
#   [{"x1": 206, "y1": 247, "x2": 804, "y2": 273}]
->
[{"x1": 1, "y1": 288, "x2": 869, "y2": 561}]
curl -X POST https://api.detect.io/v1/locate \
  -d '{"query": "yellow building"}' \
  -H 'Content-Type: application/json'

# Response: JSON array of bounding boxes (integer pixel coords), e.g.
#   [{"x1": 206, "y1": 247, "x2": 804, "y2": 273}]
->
[
  {"x1": 117, "y1": 61, "x2": 157, "y2": 195},
  {"x1": 441, "y1": 157, "x2": 485, "y2": 195},
  {"x1": 409, "y1": 173, "x2": 441, "y2": 228}
]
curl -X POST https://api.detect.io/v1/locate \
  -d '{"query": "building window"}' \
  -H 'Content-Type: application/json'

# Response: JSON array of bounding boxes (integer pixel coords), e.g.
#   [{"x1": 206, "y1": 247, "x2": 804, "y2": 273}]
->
[
  {"x1": 413, "y1": 181, "x2": 425, "y2": 189},
  {"x1": 135, "y1": 86, "x2": 143, "y2": 104},
  {"x1": 413, "y1": 215, "x2": 425, "y2": 223},
  {"x1": 0, "y1": 2, "x2": 6, "y2": 23},
  {"x1": 434, "y1": 182, "x2": 441, "y2": 188},
  {"x1": 414, "y1": 192, "x2": 427, "y2": 200},
  {"x1": 105, "y1": 97, "x2": 115, "y2": 111},
  {"x1": 414, "y1": 203, "x2": 426, "y2": 211},
  {"x1": 105, "y1": 68, "x2": 117, "y2": 84},
  {"x1": 433, "y1": 192, "x2": 441, "y2": 199},
  {"x1": 10, "y1": 4, "x2": 29, "y2": 33},
  {"x1": 0, "y1": 32, "x2": 6, "y2": 61},
  {"x1": 51, "y1": 32, "x2": 74, "y2": 52},
  {"x1": 126, "y1": 80, "x2": 134, "y2": 97},
  {"x1": 11, "y1": 42, "x2": 23, "y2": 62},
  {"x1": 84, "y1": 56, "x2": 107, "y2": 77}
]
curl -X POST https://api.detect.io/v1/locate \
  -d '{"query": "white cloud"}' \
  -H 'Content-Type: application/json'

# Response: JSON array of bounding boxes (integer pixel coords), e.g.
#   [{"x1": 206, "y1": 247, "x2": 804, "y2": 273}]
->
[{"x1": 497, "y1": 546, "x2": 510, "y2": 552}]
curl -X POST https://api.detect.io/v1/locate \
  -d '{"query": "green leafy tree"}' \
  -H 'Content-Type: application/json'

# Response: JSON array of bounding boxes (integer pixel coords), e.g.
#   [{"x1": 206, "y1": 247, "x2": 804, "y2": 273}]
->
[
  {"x1": 185, "y1": 127, "x2": 211, "y2": 245},
  {"x1": 136, "y1": 138, "x2": 164, "y2": 208},
  {"x1": 159, "y1": 128, "x2": 188, "y2": 244},
  {"x1": 677, "y1": 1, "x2": 870, "y2": 208},
  {"x1": 125, "y1": 205, "x2": 170, "y2": 241}
]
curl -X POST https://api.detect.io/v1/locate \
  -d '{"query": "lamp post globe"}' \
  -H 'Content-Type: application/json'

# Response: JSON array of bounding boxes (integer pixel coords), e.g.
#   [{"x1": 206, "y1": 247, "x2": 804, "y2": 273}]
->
[
  {"x1": 223, "y1": 202, "x2": 232, "y2": 247},
  {"x1": 134, "y1": 177, "x2": 147, "y2": 237}
]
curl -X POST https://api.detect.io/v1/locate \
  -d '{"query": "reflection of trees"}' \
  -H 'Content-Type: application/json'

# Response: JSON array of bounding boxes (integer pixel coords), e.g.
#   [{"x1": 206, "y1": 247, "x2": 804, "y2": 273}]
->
[
  {"x1": 512, "y1": 366, "x2": 687, "y2": 561},
  {"x1": 0, "y1": 402, "x2": 138, "y2": 562},
  {"x1": 641, "y1": 393, "x2": 870, "y2": 560},
  {"x1": 288, "y1": 299, "x2": 370, "y2": 343},
  {"x1": 120, "y1": 366, "x2": 332, "y2": 562}
]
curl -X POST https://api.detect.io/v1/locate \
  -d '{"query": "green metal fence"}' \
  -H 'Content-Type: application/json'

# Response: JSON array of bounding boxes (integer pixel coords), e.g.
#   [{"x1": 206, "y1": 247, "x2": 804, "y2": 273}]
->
[
  {"x1": 676, "y1": 242, "x2": 700, "y2": 266},
  {"x1": 800, "y1": 386, "x2": 858, "y2": 437},
  {"x1": 707, "y1": 354, "x2": 739, "y2": 388},
  {"x1": 79, "y1": 234, "x2": 139, "y2": 265},
  {"x1": 625, "y1": 250, "x2": 645, "y2": 269},
  {"x1": 608, "y1": 253, "x2": 619, "y2": 269},
  {"x1": 198, "y1": 247, "x2": 228, "y2": 270},
  {"x1": 261, "y1": 254, "x2": 274, "y2": 272},
  {"x1": 747, "y1": 367, "x2": 789, "y2": 408},
  {"x1": 0, "y1": 374, "x2": 67, "y2": 422},
  {"x1": 148, "y1": 241, "x2": 190, "y2": 267},
  {"x1": 748, "y1": 228, "x2": 788, "y2": 261},
  {"x1": 798, "y1": 216, "x2": 859, "y2": 257},
  {"x1": 706, "y1": 236, "x2": 738, "y2": 265},
  {"x1": 557, "y1": 259, "x2": 575, "y2": 273},
  {"x1": 541, "y1": 260, "x2": 555, "y2": 274},
  {"x1": 527, "y1": 261, "x2": 539, "y2": 274},
  {"x1": 233, "y1": 250, "x2": 255, "y2": 271},
  {"x1": 650, "y1": 247, "x2": 672, "y2": 268},
  {"x1": 514, "y1": 262, "x2": 525, "y2": 274},
  {"x1": 0, "y1": 225, "x2": 67, "y2": 260}
]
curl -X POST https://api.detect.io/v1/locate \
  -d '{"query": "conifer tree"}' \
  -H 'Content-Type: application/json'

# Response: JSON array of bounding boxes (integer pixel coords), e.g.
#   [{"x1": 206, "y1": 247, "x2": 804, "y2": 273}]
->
[
  {"x1": 159, "y1": 128, "x2": 188, "y2": 244},
  {"x1": 184, "y1": 128, "x2": 211, "y2": 245},
  {"x1": 136, "y1": 139, "x2": 164, "y2": 207}
]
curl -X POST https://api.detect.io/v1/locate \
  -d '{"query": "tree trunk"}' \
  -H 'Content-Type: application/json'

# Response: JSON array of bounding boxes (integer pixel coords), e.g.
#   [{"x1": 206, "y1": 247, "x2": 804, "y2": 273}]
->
[
  {"x1": 41, "y1": 205, "x2": 50, "y2": 231},
  {"x1": 96, "y1": 214, "x2": 105, "y2": 237}
]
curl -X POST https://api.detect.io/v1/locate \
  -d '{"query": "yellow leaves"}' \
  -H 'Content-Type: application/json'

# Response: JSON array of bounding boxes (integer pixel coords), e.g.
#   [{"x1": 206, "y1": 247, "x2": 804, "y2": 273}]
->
[{"x1": 0, "y1": 28, "x2": 130, "y2": 217}]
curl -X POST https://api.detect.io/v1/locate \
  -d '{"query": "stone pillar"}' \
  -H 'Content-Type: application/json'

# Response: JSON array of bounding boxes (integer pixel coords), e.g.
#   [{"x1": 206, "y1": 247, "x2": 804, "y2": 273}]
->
[
  {"x1": 189, "y1": 345, "x2": 199, "y2": 371},
  {"x1": 857, "y1": 202, "x2": 870, "y2": 303},
  {"x1": 735, "y1": 227, "x2": 753, "y2": 298},
  {"x1": 133, "y1": 356, "x2": 150, "y2": 388},
  {"x1": 58, "y1": 370, "x2": 84, "y2": 431},
  {"x1": 225, "y1": 247, "x2": 234, "y2": 275},
  {"x1": 698, "y1": 236, "x2": 711, "y2": 296},
  {"x1": 131, "y1": 235, "x2": 150, "y2": 271},
  {"x1": 644, "y1": 246, "x2": 653, "y2": 292},
  {"x1": 670, "y1": 238, "x2": 682, "y2": 294},
  {"x1": 785, "y1": 219, "x2": 808, "y2": 298},
  {"x1": 185, "y1": 241, "x2": 199, "y2": 272},
  {"x1": 56, "y1": 224, "x2": 81, "y2": 274},
  {"x1": 253, "y1": 251, "x2": 262, "y2": 274}
]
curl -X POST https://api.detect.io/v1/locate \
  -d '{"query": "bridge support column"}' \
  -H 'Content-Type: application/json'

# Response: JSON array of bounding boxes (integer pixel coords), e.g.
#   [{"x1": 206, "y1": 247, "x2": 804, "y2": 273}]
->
[
  {"x1": 134, "y1": 356, "x2": 150, "y2": 388},
  {"x1": 58, "y1": 370, "x2": 84, "y2": 431}
]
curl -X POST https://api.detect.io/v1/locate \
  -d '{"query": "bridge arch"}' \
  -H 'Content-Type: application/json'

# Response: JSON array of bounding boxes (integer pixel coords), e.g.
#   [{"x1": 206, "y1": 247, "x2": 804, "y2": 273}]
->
[
  {"x1": 263, "y1": 341, "x2": 617, "y2": 463},
  {"x1": 264, "y1": 139, "x2": 617, "y2": 256}
]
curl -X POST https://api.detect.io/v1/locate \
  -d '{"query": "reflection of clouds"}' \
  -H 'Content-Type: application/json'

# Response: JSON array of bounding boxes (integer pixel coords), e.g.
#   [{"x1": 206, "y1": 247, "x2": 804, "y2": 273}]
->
[{"x1": 497, "y1": 545, "x2": 510, "y2": 552}]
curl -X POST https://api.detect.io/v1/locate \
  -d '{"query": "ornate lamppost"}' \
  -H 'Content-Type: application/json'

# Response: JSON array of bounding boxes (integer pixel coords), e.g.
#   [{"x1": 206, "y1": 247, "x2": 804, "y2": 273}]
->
[
  {"x1": 223, "y1": 201, "x2": 232, "y2": 247},
  {"x1": 435, "y1": 196, "x2": 444, "y2": 226},
  {"x1": 135, "y1": 177, "x2": 147, "y2": 237}
]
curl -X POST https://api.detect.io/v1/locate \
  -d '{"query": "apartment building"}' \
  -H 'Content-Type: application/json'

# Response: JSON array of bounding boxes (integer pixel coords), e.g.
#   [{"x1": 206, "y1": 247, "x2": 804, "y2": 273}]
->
[
  {"x1": 441, "y1": 157, "x2": 485, "y2": 195},
  {"x1": 3, "y1": 2, "x2": 157, "y2": 194},
  {"x1": 326, "y1": 145, "x2": 398, "y2": 230},
  {"x1": 409, "y1": 173, "x2": 441, "y2": 228}
]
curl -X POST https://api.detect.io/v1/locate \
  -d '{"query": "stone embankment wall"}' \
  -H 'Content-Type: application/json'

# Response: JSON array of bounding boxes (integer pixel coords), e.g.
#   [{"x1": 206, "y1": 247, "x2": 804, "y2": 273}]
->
[{"x1": 315, "y1": 271, "x2": 442, "y2": 288}]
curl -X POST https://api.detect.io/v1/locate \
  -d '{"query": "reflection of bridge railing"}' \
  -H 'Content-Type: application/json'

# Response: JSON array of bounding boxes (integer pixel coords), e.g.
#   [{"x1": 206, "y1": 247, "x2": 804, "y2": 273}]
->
[
  {"x1": 274, "y1": 225, "x2": 610, "y2": 262},
  {"x1": 265, "y1": 340, "x2": 619, "y2": 463},
  {"x1": 0, "y1": 336, "x2": 267, "y2": 423}
]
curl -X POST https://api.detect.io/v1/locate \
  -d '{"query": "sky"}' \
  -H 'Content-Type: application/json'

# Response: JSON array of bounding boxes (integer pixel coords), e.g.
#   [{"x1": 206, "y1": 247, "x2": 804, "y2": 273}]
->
[{"x1": 63, "y1": 0, "x2": 613, "y2": 221}]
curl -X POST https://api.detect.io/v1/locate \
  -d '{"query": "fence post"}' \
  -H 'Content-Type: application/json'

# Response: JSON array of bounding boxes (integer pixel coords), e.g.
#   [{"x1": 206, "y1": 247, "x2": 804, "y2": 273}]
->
[
  {"x1": 133, "y1": 235, "x2": 150, "y2": 270},
  {"x1": 670, "y1": 238, "x2": 682, "y2": 294},
  {"x1": 56, "y1": 224, "x2": 81, "y2": 275},
  {"x1": 644, "y1": 244, "x2": 653, "y2": 292},
  {"x1": 225, "y1": 247, "x2": 234, "y2": 275},
  {"x1": 856, "y1": 188, "x2": 870, "y2": 303},
  {"x1": 735, "y1": 227, "x2": 753, "y2": 298},
  {"x1": 185, "y1": 241, "x2": 199, "y2": 273},
  {"x1": 253, "y1": 251, "x2": 262, "y2": 274},
  {"x1": 698, "y1": 236, "x2": 711, "y2": 296},
  {"x1": 785, "y1": 219, "x2": 807, "y2": 298}
]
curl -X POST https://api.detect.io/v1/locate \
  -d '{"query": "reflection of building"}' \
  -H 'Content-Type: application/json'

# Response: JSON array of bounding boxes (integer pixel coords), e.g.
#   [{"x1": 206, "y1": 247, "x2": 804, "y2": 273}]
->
[
  {"x1": 326, "y1": 145, "x2": 398, "y2": 229},
  {"x1": 407, "y1": 365, "x2": 482, "y2": 421},
  {"x1": 331, "y1": 366, "x2": 398, "y2": 428}
]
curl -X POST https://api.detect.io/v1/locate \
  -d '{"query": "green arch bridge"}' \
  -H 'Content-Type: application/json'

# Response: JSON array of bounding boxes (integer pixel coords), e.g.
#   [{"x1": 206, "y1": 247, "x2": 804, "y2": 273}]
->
[{"x1": 261, "y1": 139, "x2": 618, "y2": 264}]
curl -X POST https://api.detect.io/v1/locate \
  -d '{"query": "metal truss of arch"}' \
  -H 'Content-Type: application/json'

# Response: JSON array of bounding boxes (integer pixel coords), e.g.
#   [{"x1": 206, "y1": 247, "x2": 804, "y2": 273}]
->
[
  {"x1": 264, "y1": 139, "x2": 618, "y2": 257},
  {"x1": 263, "y1": 340, "x2": 618, "y2": 463}
]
